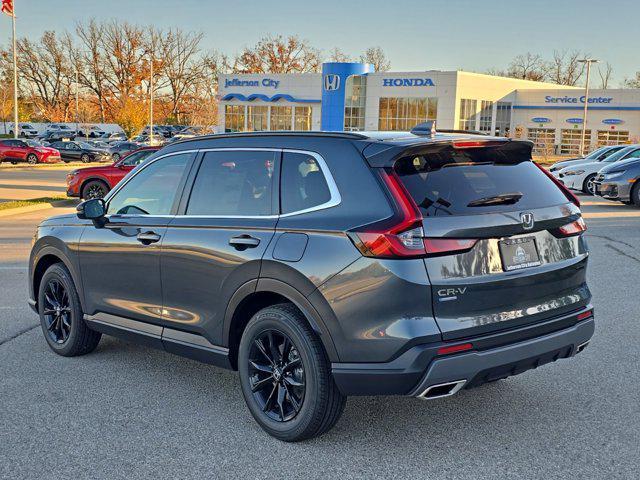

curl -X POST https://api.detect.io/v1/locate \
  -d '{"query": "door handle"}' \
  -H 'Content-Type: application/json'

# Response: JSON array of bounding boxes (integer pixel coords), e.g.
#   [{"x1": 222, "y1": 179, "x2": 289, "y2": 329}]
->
[
  {"x1": 229, "y1": 234, "x2": 261, "y2": 249},
  {"x1": 137, "y1": 231, "x2": 161, "y2": 245}
]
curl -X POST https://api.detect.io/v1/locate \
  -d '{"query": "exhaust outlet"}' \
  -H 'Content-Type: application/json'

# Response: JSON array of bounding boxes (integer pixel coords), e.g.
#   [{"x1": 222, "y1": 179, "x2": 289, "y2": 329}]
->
[
  {"x1": 418, "y1": 379, "x2": 466, "y2": 400},
  {"x1": 576, "y1": 341, "x2": 589, "y2": 354}
]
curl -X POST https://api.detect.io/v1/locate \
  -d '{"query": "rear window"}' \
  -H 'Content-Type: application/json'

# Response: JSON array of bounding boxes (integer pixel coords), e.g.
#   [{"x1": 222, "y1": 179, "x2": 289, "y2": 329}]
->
[{"x1": 394, "y1": 146, "x2": 568, "y2": 216}]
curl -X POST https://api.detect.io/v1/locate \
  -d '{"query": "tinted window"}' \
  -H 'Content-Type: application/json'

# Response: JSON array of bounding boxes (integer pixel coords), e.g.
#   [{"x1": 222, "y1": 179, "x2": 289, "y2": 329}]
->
[
  {"x1": 186, "y1": 150, "x2": 274, "y2": 216},
  {"x1": 107, "y1": 153, "x2": 190, "y2": 216},
  {"x1": 281, "y1": 152, "x2": 331, "y2": 214},
  {"x1": 394, "y1": 147, "x2": 568, "y2": 216},
  {"x1": 51, "y1": 142, "x2": 64, "y2": 149},
  {"x1": 622, "y1": 148, "x2": 640, "y2": 160},
  {"x1": 121, "y1": 150, "x2": 153, "y2": 166},
  {"x1": 597, "y1": 147, "x2": 623, "y2": 160}
]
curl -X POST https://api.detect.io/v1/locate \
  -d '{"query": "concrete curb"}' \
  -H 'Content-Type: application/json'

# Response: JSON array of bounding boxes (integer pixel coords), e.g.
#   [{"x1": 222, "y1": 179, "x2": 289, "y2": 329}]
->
[{"x1": 0, "y1": 199, "x2": 77, "y2": 218}]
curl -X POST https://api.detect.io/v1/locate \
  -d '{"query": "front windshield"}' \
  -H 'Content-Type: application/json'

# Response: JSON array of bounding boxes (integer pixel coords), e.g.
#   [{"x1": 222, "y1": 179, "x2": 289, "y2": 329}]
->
[
  {"x1": 585, "y1": 146, "x2": 606, "y2": 159},
  {"x1": 78, "y1": 142, "x2": 94, "y2": 149},
  {"x1": 25, "y1": 140, "x2": 41, "y2": 147}
]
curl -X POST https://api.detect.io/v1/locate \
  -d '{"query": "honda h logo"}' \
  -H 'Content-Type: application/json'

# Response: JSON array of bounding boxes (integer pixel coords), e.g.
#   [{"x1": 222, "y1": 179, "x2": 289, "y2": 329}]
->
[
  {"x1": 520, "y1": 212, "x2": 534, "y2": 230},
  {"x1": 324, "y1": 74, "x2": 340, "y2": 91}
]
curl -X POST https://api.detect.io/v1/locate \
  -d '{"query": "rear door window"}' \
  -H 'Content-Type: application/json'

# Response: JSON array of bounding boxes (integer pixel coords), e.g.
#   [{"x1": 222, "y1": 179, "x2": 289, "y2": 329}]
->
[
  {"x1": 186, "y1": 150, "x2": 275, "y2": 216},
  {"x1": 394, "y1": 145, "x2": 568, "y2": 216}
]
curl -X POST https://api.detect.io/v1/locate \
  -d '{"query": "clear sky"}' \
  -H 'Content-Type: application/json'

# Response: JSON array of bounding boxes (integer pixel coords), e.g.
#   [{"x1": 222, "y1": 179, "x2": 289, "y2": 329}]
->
[{"x1": 3, "y1": 0, "x2": 639, "y2": 85}]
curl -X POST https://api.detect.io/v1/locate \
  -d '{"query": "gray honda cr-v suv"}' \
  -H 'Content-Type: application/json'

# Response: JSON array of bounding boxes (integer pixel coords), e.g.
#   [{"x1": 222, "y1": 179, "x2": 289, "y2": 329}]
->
[{"x1": 28, "y1": 126, "x2": 594, "y2": 441}]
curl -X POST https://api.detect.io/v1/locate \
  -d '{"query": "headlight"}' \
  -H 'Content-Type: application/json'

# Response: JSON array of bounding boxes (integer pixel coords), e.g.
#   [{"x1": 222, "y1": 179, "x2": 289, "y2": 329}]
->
[
  {"x1": 604, "y1": 170, "x2": 626, "y2": 179},
  {"x1": 562, "y1": 169, "x2": 585, "y2": 176}
]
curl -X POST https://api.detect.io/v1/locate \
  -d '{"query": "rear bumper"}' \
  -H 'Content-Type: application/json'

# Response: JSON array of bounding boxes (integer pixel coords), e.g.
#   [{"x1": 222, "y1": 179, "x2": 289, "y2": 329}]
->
[{"x1": 331, "y1": 308, "x2": 594, "y2": 397}]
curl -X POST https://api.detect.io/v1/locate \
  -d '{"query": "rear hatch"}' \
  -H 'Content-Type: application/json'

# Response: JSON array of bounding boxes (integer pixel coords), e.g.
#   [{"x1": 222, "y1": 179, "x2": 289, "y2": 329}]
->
[{"x1": 392, "y1": 140, "x2": 590, "y2": 340}]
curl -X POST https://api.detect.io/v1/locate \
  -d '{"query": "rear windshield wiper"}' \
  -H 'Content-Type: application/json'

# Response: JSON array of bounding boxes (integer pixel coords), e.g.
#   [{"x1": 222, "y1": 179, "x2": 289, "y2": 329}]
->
[{"x1": 467, "y1": 192, "x2": 523, "y2": 207}]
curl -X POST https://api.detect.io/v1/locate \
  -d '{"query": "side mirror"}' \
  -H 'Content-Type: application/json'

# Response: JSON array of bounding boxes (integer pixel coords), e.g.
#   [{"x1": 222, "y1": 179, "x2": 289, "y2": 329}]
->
[{"x1": 77, "y1": 198, "x2": 106, "y2": 220}]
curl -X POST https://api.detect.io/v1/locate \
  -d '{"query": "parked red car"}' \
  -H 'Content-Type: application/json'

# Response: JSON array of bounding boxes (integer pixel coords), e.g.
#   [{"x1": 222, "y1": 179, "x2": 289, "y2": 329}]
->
[
  {"x1": 0, "y1": 139, "x2": 61, "y2": 164},
  {"x1": 66, "y1": 146, "x2": 160, "y2": 199}
]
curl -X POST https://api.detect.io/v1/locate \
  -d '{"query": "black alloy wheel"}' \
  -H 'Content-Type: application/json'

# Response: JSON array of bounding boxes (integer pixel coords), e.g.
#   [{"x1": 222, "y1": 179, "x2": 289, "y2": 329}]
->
[
  {"x1": 42, "y1": 278, "x2": 72, "y2": 344},
  {"x1": 82, "y1": 180, "x2": 108, "y2": 200},
  {"x1": 248, "y1": 329, "x2": 306, "y2": 422}
]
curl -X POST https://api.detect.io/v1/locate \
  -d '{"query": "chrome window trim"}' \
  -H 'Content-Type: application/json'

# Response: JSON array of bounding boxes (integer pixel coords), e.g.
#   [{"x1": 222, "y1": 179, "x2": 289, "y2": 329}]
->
[{"x1": 102, "y1": 147, "x2": 341, "y2": 221}]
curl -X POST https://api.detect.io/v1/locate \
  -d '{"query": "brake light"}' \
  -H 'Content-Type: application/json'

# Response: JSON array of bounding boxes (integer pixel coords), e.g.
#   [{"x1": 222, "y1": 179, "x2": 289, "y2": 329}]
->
[
  {"x1": 437, "y1": 343, "x2": 473, "y2": 355},
  {"x1": 556, "y1": 217, "x2": 587, "y2": 237},
  {"x1": 534, "y1": 162, "x2": 581, "y2": 208},
  {"x1": 349, "y1": 169, "x2": 426, "y2": 258},
  {"x1": 452, "y1": 140, "x2": 506, "y2": 149}
]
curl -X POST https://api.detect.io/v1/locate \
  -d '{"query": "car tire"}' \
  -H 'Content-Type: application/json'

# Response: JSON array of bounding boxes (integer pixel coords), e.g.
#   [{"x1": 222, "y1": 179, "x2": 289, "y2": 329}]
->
[
  {"x1": 238, "y1": 303, "x2": 346, "y2": 442},
  {"x1": 27, "y1": 153, "x2": 38, "y2": 165},
  {"x1": 112, "y1": 153, "x2": 120, "y2": 162},
  {"x1": 582, "y1": 173, "x2": 597, "y2": 195},
  {"x1": 631, "y1": 181, "x2": 640, "y2": 207},
  {"x1": 81, "y1": 180, "x2": 109, "y2": 200},
  {"x1": 37, "y1": 263, "x2": 101, "y2": 357},
  {"x1": 80, "y1": 153, "x2": 90, "y2": 163}
]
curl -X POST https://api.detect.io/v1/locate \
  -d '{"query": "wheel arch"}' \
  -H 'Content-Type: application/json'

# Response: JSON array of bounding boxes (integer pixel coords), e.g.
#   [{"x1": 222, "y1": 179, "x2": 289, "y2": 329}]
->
[
  {"x1": 223, "y1": 278, "x2": 339, "y2": 370},
  {"x1": 31, "y1": 246, "x2": 84, "y2": 312}
]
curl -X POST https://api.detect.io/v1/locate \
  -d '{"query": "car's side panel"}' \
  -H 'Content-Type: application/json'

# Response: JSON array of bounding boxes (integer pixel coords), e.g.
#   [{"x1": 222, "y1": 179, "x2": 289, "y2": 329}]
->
[
  {"x1": 313, "y1": 257, "x2": 440, "y2": 363},
  {"x1": 160, "y1": 217, "x2": 277, "y2": 345}
]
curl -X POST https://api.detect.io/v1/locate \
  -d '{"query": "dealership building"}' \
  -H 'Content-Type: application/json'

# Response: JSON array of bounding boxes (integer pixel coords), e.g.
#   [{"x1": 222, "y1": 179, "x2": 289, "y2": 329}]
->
[{"x1": 218, "y1": 62, "x2": 640, "y2": 155}]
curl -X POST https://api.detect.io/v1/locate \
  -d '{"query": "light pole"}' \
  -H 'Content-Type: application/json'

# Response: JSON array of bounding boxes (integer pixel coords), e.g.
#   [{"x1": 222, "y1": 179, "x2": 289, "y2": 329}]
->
[
  {"x1": 578, "y1": 58, "x2": 599, "y2": 156},
  {"x1": 148, "y1": 43, "x2": 154, "y2": 145},
  {"x1": 75, "y1": 67, "x2": 80, "y2": 138}
]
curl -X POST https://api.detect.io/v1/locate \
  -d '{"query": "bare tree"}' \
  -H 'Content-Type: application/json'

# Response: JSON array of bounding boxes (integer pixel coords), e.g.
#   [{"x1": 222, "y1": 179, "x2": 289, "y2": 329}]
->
[
  {"x1": 623, "y1": 72, "x2": 640, "y2": 88},
  {"x1": 233, "y1": 35, "x2": 322, "y2": 74},
  {"x1": 328, "y1": 47, "x2": 353, "y2": 63},
  {"x1": 159, "y1": 29, "x2": 205, "y2": 122},
  {"x1": 597, "y1": 62, "x2": 613, "y2": 89},
  {"x1": 359, "y1": 46, "x2": 390, "y2": 72},
  {"x1": 506, "y1": 53, "x2": 547, "y2": 81},
  {"x1": 547, "y1": 50, "x2": 587, "y2": 86},
  {"x1": 75, "y1": 19, "x2": 109, "y2": 122},
  {"x1": 16, "y1": 31, "x2": 74, "y2": 121}
]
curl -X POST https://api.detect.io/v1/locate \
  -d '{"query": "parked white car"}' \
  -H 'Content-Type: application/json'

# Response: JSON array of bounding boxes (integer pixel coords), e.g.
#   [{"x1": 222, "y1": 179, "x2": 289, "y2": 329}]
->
[
  {"x1": 554, "y1": 144, "x2": 640, "y2": 194},
  {"x1": 8, "y1": 123, "x2": 39, "y2": 138},
  {"x1": 548, "y1": 145, "x2": 627, "y2": 173}
]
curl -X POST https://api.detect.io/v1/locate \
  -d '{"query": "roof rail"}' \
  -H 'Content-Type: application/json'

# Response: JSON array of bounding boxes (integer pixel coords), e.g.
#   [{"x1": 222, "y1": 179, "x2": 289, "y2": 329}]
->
[{"x1": 173, "y1": 131, "x2": 369, "y2": 143}]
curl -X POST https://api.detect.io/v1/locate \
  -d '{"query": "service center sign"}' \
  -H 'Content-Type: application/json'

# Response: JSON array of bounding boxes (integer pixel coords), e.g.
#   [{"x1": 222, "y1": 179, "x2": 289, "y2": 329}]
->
[{"x1": 545, "y1": 95, "x2": 613, "y2": 104}]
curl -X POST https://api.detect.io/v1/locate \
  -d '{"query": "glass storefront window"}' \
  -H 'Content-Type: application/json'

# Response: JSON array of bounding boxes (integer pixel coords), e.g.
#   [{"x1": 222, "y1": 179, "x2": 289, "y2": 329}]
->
[
  {"x1": 495, "y1": 102, "x2": 511, "y2": 136},
  {"x1": 458, "y1": 99, "x2": 477, "y2": 131},
  {"x1": 294, "y1": 106, "x2": 312, "y2": 131},
  {"x1": 344, "y1": 75, "x2": 367, "y2": 131},
  {"x1": 247, "y1": 106, "x2": 268, "y2": 131},
  {"x1": 225, "y1": 105, "x2": 245, "y2": 132},
  {"x1": 378, "y1": 97, "x2": 437, "y2": 131},
  {"x1": 270, "y1": 106, "x2": 292, "y2": 131},
  {"x1": 479, "y1": 100, "x2": 493, "y2": 133}
]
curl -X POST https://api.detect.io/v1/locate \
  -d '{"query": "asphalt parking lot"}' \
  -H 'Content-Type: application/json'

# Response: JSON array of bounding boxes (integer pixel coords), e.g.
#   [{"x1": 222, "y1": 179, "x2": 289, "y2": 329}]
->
[{"x1": 1, "y1": 196, "x2": 639, "y2": 479}]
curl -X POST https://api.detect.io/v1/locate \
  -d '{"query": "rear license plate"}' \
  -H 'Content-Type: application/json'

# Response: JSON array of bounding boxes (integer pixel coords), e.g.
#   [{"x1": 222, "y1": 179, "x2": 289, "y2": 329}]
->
[{"x1": 499, "y1": 237, "x2": 541, "y2": 272}]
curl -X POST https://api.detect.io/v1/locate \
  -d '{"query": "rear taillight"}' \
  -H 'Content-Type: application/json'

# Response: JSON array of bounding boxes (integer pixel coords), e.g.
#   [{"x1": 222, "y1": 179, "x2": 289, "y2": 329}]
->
[
  {"x1": 554, "y1": 217, "x2": 587, "y2": 237},
  {"x1": 437, "y1": 342, "x2": 473, "y2": 355},
  {"x1": 349, "y1": 169, "x2": 478, "y2": 259},
  {"x1": 533, "y1": 161, "x2": 581, "y2": 208},
  {"x1": 349, "y1": 169, "x2": 426, "y2": 258}
]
